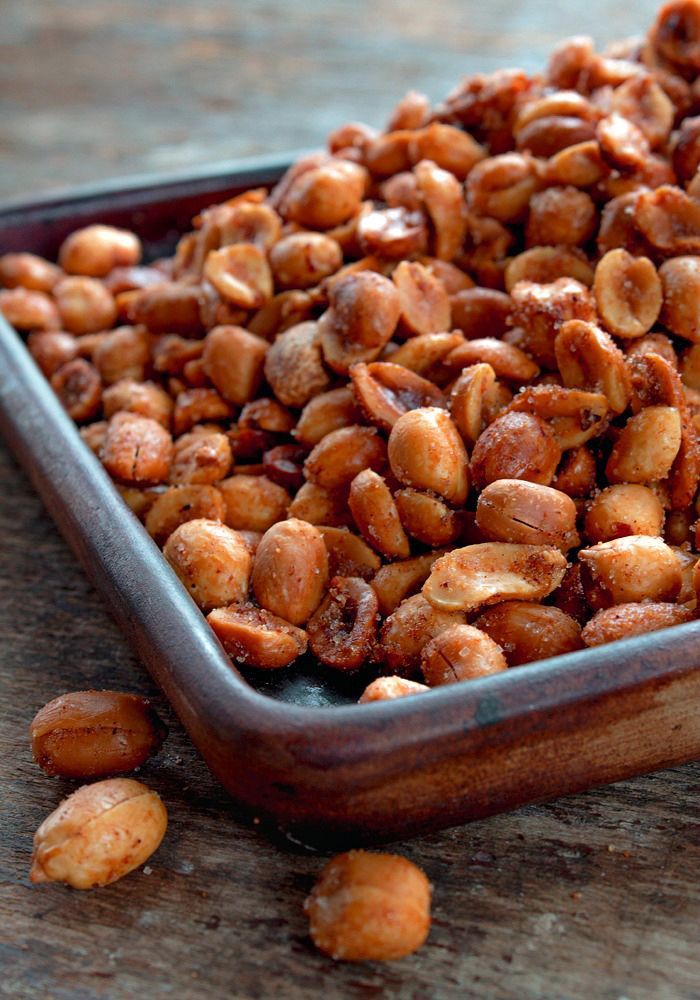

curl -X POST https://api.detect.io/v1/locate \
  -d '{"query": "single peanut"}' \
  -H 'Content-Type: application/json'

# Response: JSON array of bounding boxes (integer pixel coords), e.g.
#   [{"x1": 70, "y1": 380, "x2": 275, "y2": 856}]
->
[
  {"x1": 252, "y1": 519, "x2": 329, "y2": 625},
  {"x1": 421, "y1": 625, "x2": 507, "y2": 685},
  {"x1": 163, "y1": 518, "x2": 252, "y2": 610},
  {"x1": 207, "y1": 603, "x2": 307, "y2": 669}
]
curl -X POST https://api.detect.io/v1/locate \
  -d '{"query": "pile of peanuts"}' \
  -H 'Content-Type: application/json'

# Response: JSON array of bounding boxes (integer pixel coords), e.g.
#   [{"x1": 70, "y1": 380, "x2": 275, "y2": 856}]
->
[{"x1": 5, "y1": 0, "x2": 700, "y2": 703}]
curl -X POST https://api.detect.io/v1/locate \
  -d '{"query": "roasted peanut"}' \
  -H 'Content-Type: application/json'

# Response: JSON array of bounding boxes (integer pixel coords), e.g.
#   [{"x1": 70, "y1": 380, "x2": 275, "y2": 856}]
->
[
  {"x1": 218, "y1": 474, "x2": 290, "y2": 533},
  {"x1": 445, "y1": 338, "x2": 539, "y2": 384},
  {"x1": 126, "y1": 282, "x2": 204, "y2": 336},
  {"x1": 320, "y1": 271, "x2": 401, "y2": 374},
  {"x1": 555, "y1": 319, "x2": 630, "y2": 415},
  {"x1": 0, "y1": 287, "x2": 60, "y2": 331},
  {"x1": 145, "y1": 484, "x2": 226, "y2": 545},
  {"x1": 358, "y1": 676, "x2": 429, "y2": 703},
  {"x1": 207, "y1": 603, "x2": 307, "y2": 668},
  {"x1": 204, "y1": 244, "x2": 273, "y2": 308},
  {"x1": 584, "y1": 484, "x2": 665, "y2": 543},
  {"x1": 594, "y1": 250, "x2": 662, "y2": 339},
  {"x1": 50, "y1": 358, "x2": 102, "y2": 422},
  {"x1": 102, "y1": 379, "x2": 172, "y2": 428},
  {"x1": 27, "y1": 331, "x2": 78, "y2": 377},
  {"x1": 504, "y1": 247, "x2": 594, "y2": 293},
  {"x1": 0, "y1": 251, "x2": 62, "y2": 292},
  {"x1": 476, "y1": 480, "x2": 579, "y2": 551},
  {"x1": 526, "y1": 186, "x2": 597, "y2": 247},
  {"x1": 54, "y1": 276, "x2": 117, "y2": 335},
  {"x1": 294, "y1": 387, "x2": 360, "y2": 447},
  {"x1": 80, "y1": 420, "x2": 108, "y2": 456},
  {"x1": 414, "y1": 159, "x2": 467, "y2": 261},
  {"x1": 421, "y1": 624, "x2": 507, "y2": 685},
  {"x1": 168, "y1": 431, "x2": 232, "y2": 485},
  {"x1": 348, "y1": 470, "x2": 409, "y2": 560},
  {"x1": 450, "y1": 287, "x2": 512, "y2": 340},
  {"x1": 93, "y1": 325, "x2": 151, "y2": 384},
  {"x1": 288, "y1": 482, "x2": 351, "y2": 527},
  {"x1": 270, "y1": 232, "x2": 343, "y2": 288},
  {"x1": 30, "y1": 691, "x2": 166, "y2": 779},
  {"x1": 635, "y1": 186, "x2": 700, "y2": 256},
  {"x1": 307, "y1": 576, "x2": 378, "y2": 670},
  {"x1": 320, "y1": 526, "x2": 382, "y2": 580},
  {"x1": 101, "y1": 412, "x2": 173, "y2": 485},
  {"x1": 59, "y1": 225, "x2": 141, "y2": 277},
  {"x1": 581, "y1": 602, "x2": 694, "y2": 647},
  {"x1": 357, "y1": 207, "x2": 429, "y2": 260},
  {"x1": 377, "y1": 594, "x2": 467, "y2": 675},
  {"x1": 30, "y1": 778, "x2": 167, "y2": 889},
  {"x1": 264, "y1": 321, "x2": 330, "y2": 407},
  {"x1": 371, "y1": 550, "x2": 446, "y2": 616},
  {"x1": 305, "y1": 851, "x2": 431, "y2": 962},
  {"x1": 395, "y1": 489, "x2": 462, "y2": 547},
  {"x1": 173, "y1": 387, "x2": 234, "y2": 436},
  {"x1": 392, "y1": 260, "x2": 451, "y2": 337},
  {"x1": 579, "y1": 535, "x2": 681, "y2": 609},
  {"x1": 466, "y1": 152, "x2": 539, "y2": 223},
  {"x1": 470, "y1": 412, "x2": 561, "y2": 489},
  {"x1": 509, "y1": 277, "x2": 596, "y2": 371},
  {"x1": 202, "y1": 324, "x2": 268, "y2": 405},
  {"x1": 423, "y1": 542, "x2": 567, "y2": 613},
  {"x1": 305, "y1": 425, "x2": 386, "y2": 491},
  {"x1": 164, "y1": 518, "x2": 252, "y2": 610},
  {"x1": 474, "y1": 603, "x2": 583, "y2": 665},
  {"x1": 606, "y1": 406, "x2": 682, "y2": 483},
  {"x1": 388, "y1": 407, "x2": 468, "y2": 505},
  {"x1": 659, "y1": 256, "x2": 700, "y2": 342},
  {"x1": 350, "y1": 362, "x2": 445, "y2": 432},
  {"x1": 387, "y1": 331, "x2": 464, "y2": 376},
  {"x1": 552, "y1": 445, "x2": 598, "y2": 498},
  {"x1": 252, "y1": 519, "x2": 328, "y2": 625},
  {"x1": 505, "y1": 385, "x2": 609, "y2": 451},
  {"x1": 284, "y1": 159, "x2": 367, "y2": 229}
]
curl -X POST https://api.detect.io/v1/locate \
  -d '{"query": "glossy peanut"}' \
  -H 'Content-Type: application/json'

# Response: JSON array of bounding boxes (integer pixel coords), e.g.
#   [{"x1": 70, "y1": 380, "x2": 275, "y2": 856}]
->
[
  {"x1": 659, "y1": 256, "x2": 700, "y2": 343},
  {"x1": 395, "y1": 489, "x2": 462, "y2": 547},
  {"x1": 476, "y1": 480, "x2": 579, "y2": 551},
  {"x1": 30, "y1": 778, "x2": 167, "y2": 889},
  {"x1": 388, "y1": 407, "x2": 468, "y2": 505},
  {"x1": 218, "y1": 474, "x2": 290, "y2": 533},
  {"x1": 421, "y1": 625, "x2": 507, "y2": 686},
  {"x1": 474, "y1": 603, "x2": 583, "y2": 665},
  {"x1": 101, "y1": 412, "x2": 173, "y2": 485},
  {"x1": 54, "y1": 276, "x2": 117, "y2": 335},
  {"x1": 606, "y1": 407, "x2": 682, "y2": 483},
  {"x1": 305, "y1": 851, "x2": 431, "y2": 962},
  {"x1": 30, "y1": 691, "x2": 166, "y2": 779},
  {"x1": 202, "y1": 324, "x2": 268, "y2": 405},
  {"x1": 305, "y1": 425, "x2": 386, "y2": 491},
  {"x1": 307, "y1": 576, "x2": 378, "y2": 670},
  {"x1": 145, "y1": 484, "x2": 226, "y2": 545},
  {"x1": 207, "y1": 603, "x2": 307, "y2": 669},
  {"x1": 0, "y1": 251, "x2": 62, "y2": 292},
  {"x1": 584, "y1": 485, "x2": 664, "y2": 544},
  {"x1": 579, "y1": 536, "x2": 681, "y2": 609},
  {"x1": 377, "y1": 594, "x2": 466, "y2": 675},
  {"x1": 392, "y1": 260, "x2": 451, "y2": 336},
  {"x1": 320, "y1": 526, "x2": 382, "y2": 581},
  {"x1": 264, "y1": 321, "x2": 330, "y2": 407},
  {"x1": 554, "y1": 319, "x2": 630, "y2": 415},
  {"x1": 252, "y1": 519, "x2": 328, "y2": 625},
  {"x1": 294, "y1": 387, "x2": 360, "y2": 447},
  {"x1": 348, "y1": 470, "x2": 409, "y2": 560},
  {"x1": 371, "y1": 551, "x2": 446, "y2": 616},
  {"x1": 51, "y1": 358, "x2": 102, "y2": 422},
  {"x1": 594, "y1": 249, "x2": 662, "y2": 339},
  {"x1": 581, "y1": 602, "x2": 694, "y2": 647},
  {"x1": 164, "y1": 518, "x2": 252, "y2": 610},
  {"x1": 470, "y1": 412, "x2": 561, "y2": 489},
  {"x1": 168, "y1": 431, "x2": 232, "y2": 486},
  {"x1": 0, "y1": 287, "x2": 60, "y2": 331},
  {"x1": 358, "y1": 676, "x2": 429, "y2": 703},
  {"x1": 423, "y1": 542, "x2": 567, "y2": 613}
]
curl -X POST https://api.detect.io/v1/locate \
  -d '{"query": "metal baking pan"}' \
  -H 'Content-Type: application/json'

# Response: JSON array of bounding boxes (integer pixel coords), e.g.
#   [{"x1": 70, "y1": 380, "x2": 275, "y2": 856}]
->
[{"x1": 2, "y1": 155, "x2": 700, "y2": 848}]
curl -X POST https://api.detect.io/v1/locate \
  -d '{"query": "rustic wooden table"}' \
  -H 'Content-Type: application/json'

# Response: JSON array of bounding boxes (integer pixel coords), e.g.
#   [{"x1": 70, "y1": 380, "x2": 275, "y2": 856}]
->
[{"x1": 3, "y1": 1, "x2": 700, "y2": 997}]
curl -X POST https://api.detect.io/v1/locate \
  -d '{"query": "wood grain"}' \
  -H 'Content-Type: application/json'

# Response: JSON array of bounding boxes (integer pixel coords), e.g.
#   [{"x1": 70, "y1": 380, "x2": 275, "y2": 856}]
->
[{"x1": 3, "y1": 1, "x2": 700, "y2": 997}]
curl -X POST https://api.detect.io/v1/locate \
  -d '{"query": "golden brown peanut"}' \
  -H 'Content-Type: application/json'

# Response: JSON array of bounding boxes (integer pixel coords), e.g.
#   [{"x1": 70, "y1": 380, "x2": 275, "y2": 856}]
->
[
  {"x1": 168, "y1": 431, "x2": 232, "y2": 486},
  {"x1": 145, "y1": 484, "x2": 225, "y2": 545},
  {"x1": 606, "y1": 406, "x2": 682, "y2": 484},
  {"x1": 320, "y1": 526, "x2": 382, "y2": 580},
  {"x1": 252, "y1": 519, "x2": 328, "y2": 625},
  {"x1": 358, "y1": 676, "x2": 429, "y2": 703},
  {"x1": 625, "y1": 333, "x2": 678, "y2": 370},
  {"x1": 50, "y1": 358, "x2": 102, "y2": 423},
  {"x1": 659, "y1": 256, "x2": 700, "y2": 342},
  {"x1": 27, "y1": 330, "x2": 78, "y2": 377},
  {"x1": 445, "y1": 338, "x2": 539, "y2": 384},
  {"x1": 579, "y1": 536, "x2": 682, "y2": 610},
  {"x1": 93, "y1": 325, "x2": 151, "y2": 385},
  {"x1": 421, "y1": 624, "x2": 507, "y2": 686},
  {"x1": 414, "y1": 159, "x2": 467, "y2": 261},
  {"x1": 449, "y1": 287, "x2": 511, "y2": 340},
  {"x1": 581, "y1": 602, "x2": 694, "y2": 647},
  {"x1": 102, "y1": 379, "x2": 173, "y2": 428},
  {"x1": 388, "y1": 407, "x2": 468, "y2": 505},
  {"x1": 239, "y1": 397, "x2": 295, "y2": 434},
  {"x1": 377, "y1": 594, "x2": 467, "y2": 675},
  {"x1": 30, "y1": 691, "x2": 166, "y2": 779},
  {"x1": 101, "y1": 412, "x2": 173, "y2": 485},
  {"x1": 202, "y1": 325, "x2": 268, "y2": 405},
  {"x1": 584, "y1": 485, "x2": 665, "y2": 543},
  {"x1": 54, "y1": 276, "x2": 117, "y2": 335},
  {"x1": 476, "y1": 480, "x2": 579, "y2": 551},
  {"x1": 504, "y1": 247, "x2": 594, "y2": 293},
  {"x1": 307, "y1": 576, "x2": 378, "y2": 670},
  {"x1": 508, "y1": 277, "x2": 596, "y2": 371},
  {"x1": 545, "y1": 140, "x2": 607, "y2": 188},
  {"x1": 517, "y1": 114, "x2": 596, "y2": 157},
  {"x1": 392, "y1": 260, "x2": 451, "y2": 337},
  {"x1": 58, "y1": 225, "x2": 141, "y2": 278},
  {"x1": 0, "y1": 251, "x2": 62, "y2": 292},
  {"x1": 371, "y1": 550, "x2": 446, "y2": 616},
  {"x1": 593, "y1": 249, "x2": 661, "y2": 339},
  {"x1": 30, "y1": 778, "x2": 167, "y2": 890},
  {"x1": 552, "y1": 445, "x2": 597, "y2": 498},
  {"x1": 284, "y1": 159, "x2": 367, "y2": 229},
  {"x1": 305, "y1": 425, "x2": 386, "y2": 491},
  {"x1": 0, "y1": 286, "x2": 60, "y2": 331},
  {"x1": 294, "y1": 387, "x2": 360, "y2": 447},
  {"x1": 207, "y1": 603, "x2": 307, "y2": 669},
  {"x1": 350, "y1": 362, "x2": 445, "y2": 432},
  {"x1": 305, "y1": 851, "x2": 431, "y2": 962},
  {"x1": 386, "y1": 89, "x2": 429, "y2": 130},
  {"x1": 164, "y1": 518, "x2": 252, "y2": 610},
  {"x1": 505, "y1": 385, "x2": 609, "y2": 451},
  {"x1": 172, "y1": 387, "x2": 234, "y2": 436},
  {"x1": 611, "y1": 73, "x2": 673, "y2": 149},
  {"x1": 597, "y1": 113, "x2": 650, "y2": 170},
  {"x1": 395, "y1": 489, "x2": 462, "y2": 547},
  {"x1": 466, "y1": 152, "x2": 538, "y2": 223},
  {"x1": 270, "y1": 232, "x2": 343, "y2": 289},
  {"x1": 474, "y1": 602, "x2": 583, "y2": 666},
  {"x1": 554, "y1": 319, "x2": 630, "y2": 415},
  {"x1": 348, "y1": 470, "x2": 409, "y2": 560},
  {"x1": 449, "y1": 363, "x2": 497, "y2": 447},
  {"x1": 152, "y1": 334, "x2": 203, "y2": 375},
  {"x1": 287, "y1": 482, "x2": 351, "y2": 527},
  {"x1": 388, "y1": 331, "x2": 464, "y2": 376},
  {"x1": 423, "y1": 542, "x2": 567, "y2": 613},
  {"x1": 218, "y1": 474, "x2": 290, "y2": 532},
  {"x1": 409, "y1": 122, "x2": 485, "y2": 178},
  {"x1": 81, "y1": 420, "x2": 108, "y2": 456},
  {"x1": 320, "y1": 271, "x2": 401, "y2": 374},
  {"x1": 514, "y1": 90, "x2": 596, "y2": 134},
  {"x1": 382, "y1": 171, "x2": 423, "y2": 211},
  {"x1": 357, "y1": 207, "x2": 429, "y2": 260},
  {"x1": 264, "y1": 320, "x2": 330, "y2": 407},
  {"x1": 635, "y1": 185, "x2": 700, "y2": 256},
  {"x1": 125, "y1": 282, "x2": 204, "y2": 336},
  {"x1": 526, "y1": 186, "x2": 597, "y2": 247},
  {"x1": 470, "y1": 412, "x2": 561, "y2": 489},
  {"x1": 665, "y1": 508, "x2": 694, "y2": 547},
  {"x1": 682, "y1": 344, "x2": 700, "y2": 391},
  {"x1": 204, "y1": 244, "x2": 273, "y2": 308}
]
